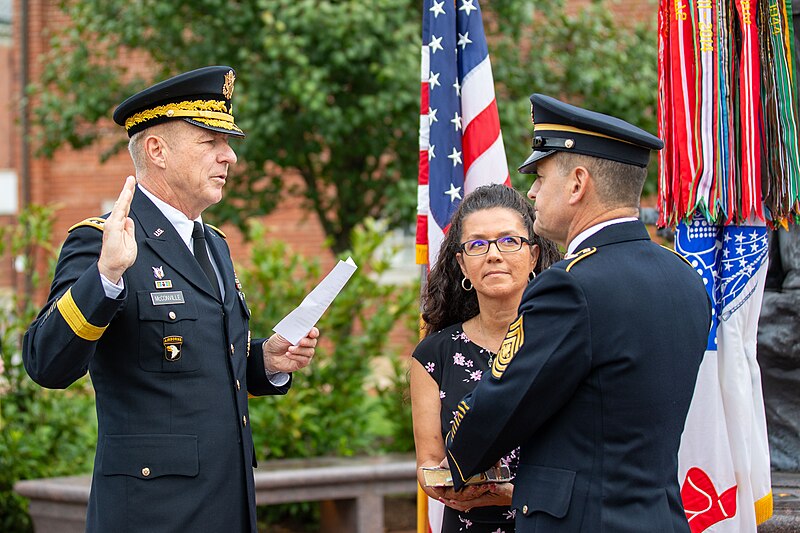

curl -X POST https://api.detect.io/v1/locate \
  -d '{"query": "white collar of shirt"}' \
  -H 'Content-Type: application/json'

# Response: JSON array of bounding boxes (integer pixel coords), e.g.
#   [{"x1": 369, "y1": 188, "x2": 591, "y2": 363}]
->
[
  {"x1": 566, "y1": 217, "x2": 639, "y2": 255},
  {"x1": 137, "y1": 183, "x2": 226, "y2": 300},
  {"x1": 137, "y1": 184, "x2": 201, "y2": 252}
]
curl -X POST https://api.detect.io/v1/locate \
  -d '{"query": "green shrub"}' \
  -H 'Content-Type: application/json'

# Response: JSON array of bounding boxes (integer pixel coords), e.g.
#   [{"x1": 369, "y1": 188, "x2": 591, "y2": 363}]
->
[
  {"x1": 241, "y1": 219, "x2": 418, "y2": 529},
  {"x1": 0, "y1": 206, "x2": 98, "y2": 533},
  {"x1": 242, "y1": 218, "x2": 418, "y2": 459}
]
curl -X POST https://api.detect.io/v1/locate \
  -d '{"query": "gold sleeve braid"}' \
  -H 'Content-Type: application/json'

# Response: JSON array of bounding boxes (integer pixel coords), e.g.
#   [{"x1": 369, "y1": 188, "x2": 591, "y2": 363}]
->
[{"x1": 56, "y1": 288, "x2": 108, "y2": 341}]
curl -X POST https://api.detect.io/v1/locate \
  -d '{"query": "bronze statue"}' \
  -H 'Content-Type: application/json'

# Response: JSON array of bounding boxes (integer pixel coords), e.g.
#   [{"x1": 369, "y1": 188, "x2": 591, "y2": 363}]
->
[{"x1": 757, "y1": 226, "x2": 800, "y2": 472}]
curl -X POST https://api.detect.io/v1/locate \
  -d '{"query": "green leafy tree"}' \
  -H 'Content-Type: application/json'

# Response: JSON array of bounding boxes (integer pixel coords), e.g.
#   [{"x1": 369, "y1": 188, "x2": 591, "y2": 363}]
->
[
  {"x1": 32, "y1": 0, "x2": 421, "y2": 253},
  {"x1": 31, "y1": 0, "x2": 658, "y2": 253},
  {"x1": 485, "y1": 0, "x2": 660, "y2": 194}
]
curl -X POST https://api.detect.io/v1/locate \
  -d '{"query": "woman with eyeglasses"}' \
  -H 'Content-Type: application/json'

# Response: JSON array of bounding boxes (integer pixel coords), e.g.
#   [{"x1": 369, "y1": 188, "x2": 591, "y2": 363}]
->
[{"x1": 411, "y1": 184, "x2": 561, "y2": 532}]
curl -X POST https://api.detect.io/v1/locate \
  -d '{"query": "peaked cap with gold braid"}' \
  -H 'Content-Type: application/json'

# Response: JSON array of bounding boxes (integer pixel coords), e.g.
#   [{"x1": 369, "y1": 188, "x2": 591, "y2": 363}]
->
[
  {"x1": 113, "y1": 66, "x2": 244, "y2": 138},
  {"x1": 518, "y1": 94, "x2": 663, "y2": 173}
]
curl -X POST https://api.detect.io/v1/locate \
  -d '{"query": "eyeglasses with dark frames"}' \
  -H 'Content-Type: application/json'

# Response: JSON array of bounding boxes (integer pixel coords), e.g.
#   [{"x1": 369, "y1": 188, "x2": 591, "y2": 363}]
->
[{"x1": 460, "y1": 235, "x2": 532, "y2": 256}]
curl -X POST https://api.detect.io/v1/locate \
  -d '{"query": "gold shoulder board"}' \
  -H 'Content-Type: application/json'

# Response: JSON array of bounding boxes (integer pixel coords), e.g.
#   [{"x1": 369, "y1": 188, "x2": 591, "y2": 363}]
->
[
  {"x1": 206, "y1": 224, "x2": 226, "y2": 239},
  {"x1": 660, "y1": 244, "x2": 691, "y2": 266},
  {"x1": 565, "y1": 247, "x2": 597, "y2": 272},
  {"x1": 68, "y1": 217, "x2": 106, "y2": 233}
]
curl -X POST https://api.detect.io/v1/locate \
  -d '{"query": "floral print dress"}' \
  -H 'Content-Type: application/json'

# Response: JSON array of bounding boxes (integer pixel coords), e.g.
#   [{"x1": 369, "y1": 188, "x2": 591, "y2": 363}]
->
[{"x1": 413, "y1": 323, "x2": 518, "y2": 533}]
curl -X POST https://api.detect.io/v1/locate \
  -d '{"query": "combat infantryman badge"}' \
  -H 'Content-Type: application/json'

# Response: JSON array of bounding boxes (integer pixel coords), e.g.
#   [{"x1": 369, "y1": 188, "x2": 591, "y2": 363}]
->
[{"x1": 163, "y1": 336, "x2": 183, "y2": 361}]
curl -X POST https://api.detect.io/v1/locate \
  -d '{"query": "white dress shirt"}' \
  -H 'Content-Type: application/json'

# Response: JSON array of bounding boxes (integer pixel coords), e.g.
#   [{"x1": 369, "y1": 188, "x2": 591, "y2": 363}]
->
[{"x1": 566, "y1": 217, "x2": 639, "y2": 255}]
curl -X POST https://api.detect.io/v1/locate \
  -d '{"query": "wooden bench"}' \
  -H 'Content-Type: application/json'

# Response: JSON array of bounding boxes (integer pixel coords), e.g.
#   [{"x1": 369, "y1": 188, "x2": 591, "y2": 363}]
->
[{"x1": 14, "y1": 453, "x2": 418, "y2": 533}]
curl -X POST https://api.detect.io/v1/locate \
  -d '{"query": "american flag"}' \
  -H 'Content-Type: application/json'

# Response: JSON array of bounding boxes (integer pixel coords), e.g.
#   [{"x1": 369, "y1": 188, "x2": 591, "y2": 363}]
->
[{"x1": 416, "y1": 0, "x2": 510, "y2": 268}]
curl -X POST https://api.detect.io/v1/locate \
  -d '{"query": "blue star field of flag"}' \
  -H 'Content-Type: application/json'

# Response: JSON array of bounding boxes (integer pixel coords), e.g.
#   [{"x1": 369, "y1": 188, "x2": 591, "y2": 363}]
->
[
  {"x1": 424, "y1": 0, "x2": 489, "y2": 230},
  {"x1": 676, "y1": 216, "x2": 769, "y2": 350}
]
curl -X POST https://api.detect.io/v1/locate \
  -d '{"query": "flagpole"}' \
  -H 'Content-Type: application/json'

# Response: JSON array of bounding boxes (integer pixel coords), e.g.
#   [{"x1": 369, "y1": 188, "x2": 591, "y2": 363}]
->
[
  {"x1": 417, "y1": 265, "x2": 429, "y2": 533},
  {"x1": 416, "y1": 1, "x2": 510, "y2": 531},
  {"x1": 417, "y1": 486, "x2": 429, "y2": 533}
]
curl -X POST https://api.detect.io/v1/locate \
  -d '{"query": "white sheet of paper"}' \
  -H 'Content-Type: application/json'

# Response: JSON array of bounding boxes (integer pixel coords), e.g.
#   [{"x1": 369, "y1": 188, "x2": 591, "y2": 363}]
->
[{"x1": 272, "y1": 257, "x2": 358, "y2": 344}]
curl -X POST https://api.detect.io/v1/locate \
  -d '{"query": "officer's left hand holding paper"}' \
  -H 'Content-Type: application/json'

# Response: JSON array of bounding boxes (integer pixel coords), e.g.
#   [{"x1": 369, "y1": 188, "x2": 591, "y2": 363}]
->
[
  {"x1": 263, "y1": 327, "x2": 320, "y2": 373},
  {"x1": 266, "y1": 257, "x2": 357, "y2": 371}
]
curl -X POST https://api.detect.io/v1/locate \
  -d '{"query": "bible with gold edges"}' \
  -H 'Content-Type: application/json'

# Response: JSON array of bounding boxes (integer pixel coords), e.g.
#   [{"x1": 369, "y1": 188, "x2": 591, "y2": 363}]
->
[{"x1": 421, "y1": 464, "x2": 511, "y2": 487}]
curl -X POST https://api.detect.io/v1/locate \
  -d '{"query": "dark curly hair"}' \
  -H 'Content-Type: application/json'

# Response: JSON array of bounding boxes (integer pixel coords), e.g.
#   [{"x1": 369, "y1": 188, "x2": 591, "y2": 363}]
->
[{"x1": 421, "y1": 184, "x2": 562, "y2": 336}]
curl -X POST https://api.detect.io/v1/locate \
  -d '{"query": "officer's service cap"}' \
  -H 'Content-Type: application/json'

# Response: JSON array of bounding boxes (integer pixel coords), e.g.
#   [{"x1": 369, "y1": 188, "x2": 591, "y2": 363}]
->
[
  {"x1": 113, "y1": 66, "x2": 245, "y2": 138},
  {"x1": 518, "y1": 94, "x2": 663, "y2": 174}
]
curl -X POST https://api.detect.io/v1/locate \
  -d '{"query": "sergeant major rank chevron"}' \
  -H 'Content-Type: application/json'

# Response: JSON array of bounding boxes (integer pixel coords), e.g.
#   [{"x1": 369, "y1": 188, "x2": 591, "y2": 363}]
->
[{"x1": 492, "y1": 315, "x2": 524, "y2": 379}]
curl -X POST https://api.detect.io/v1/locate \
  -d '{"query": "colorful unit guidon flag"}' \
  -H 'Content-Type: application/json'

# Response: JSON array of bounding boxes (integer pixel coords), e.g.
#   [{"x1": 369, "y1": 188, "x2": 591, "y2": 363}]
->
[
  {"x1": 416, "y1": 0, "x2": 510, "y2": 268},
  {"x1": 658, "y1": 0, "x2": 798, "y2": 528}
]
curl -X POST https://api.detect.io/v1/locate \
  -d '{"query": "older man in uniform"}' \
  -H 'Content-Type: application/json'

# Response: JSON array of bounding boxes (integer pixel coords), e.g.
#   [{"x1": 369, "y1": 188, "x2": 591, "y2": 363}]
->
[
  {"x1": 23, "y1": 66, "x2": 319, "y2": 533},
  {"x1": 443, "y1": 94, "x2": 711, "y2": 532}
]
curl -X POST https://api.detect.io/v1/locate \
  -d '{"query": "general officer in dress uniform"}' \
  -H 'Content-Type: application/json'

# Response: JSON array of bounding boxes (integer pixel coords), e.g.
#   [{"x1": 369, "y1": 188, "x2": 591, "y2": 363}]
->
[
  {"x1": 22, "y1": 66, "x2": 319, "y2": 533},
  {"x1": 443, "y1": 94, "x2": 712, "y2": 532}
]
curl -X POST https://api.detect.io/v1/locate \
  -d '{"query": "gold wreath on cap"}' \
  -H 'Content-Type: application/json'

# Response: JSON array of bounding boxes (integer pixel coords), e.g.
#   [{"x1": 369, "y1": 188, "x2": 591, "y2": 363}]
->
[{"x1": 223, "y1": 70, "x2": 235, "y2": 100}]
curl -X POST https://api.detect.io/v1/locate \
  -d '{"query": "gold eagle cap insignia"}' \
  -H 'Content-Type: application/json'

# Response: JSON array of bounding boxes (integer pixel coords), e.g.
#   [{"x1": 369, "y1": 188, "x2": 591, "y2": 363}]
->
[
  {"x1": 492, "y1": 315, "x2": 524, "y2": 379},
  {"x1": 222, "y1": 70, "x2": 236, "y2": 100}
]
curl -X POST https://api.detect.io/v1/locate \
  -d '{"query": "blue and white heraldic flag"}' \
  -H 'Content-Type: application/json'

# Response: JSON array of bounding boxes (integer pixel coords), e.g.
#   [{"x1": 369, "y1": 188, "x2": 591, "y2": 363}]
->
[{"x1": 675, "y1": 216, "x2": 772, "y2": 532}]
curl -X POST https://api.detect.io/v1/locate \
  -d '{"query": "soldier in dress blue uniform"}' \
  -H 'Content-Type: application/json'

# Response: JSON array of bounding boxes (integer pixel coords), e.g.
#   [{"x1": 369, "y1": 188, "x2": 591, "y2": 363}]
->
[
  {"x1": 22, "y1": 66, "x2": 319, "y2": 533},
  {"x1": 443, "y1": 94, "x2": 712, "y2": 532}
]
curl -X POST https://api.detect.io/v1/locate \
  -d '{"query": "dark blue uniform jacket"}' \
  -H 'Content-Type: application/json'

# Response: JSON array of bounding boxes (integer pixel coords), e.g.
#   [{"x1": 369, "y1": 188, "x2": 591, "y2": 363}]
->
[
  {"x1": 446, "y1": 221, "x2": 711, "y2": 533},
  {"x1": 23, "y1": 189, "x2": 289, "y2": 533}
]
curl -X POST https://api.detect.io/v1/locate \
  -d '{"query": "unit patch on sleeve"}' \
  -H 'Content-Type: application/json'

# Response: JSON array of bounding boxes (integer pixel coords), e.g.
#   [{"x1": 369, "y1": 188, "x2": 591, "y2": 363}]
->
[{"x1": 492, "y1": 315, "x2": 524, "y2": 379}]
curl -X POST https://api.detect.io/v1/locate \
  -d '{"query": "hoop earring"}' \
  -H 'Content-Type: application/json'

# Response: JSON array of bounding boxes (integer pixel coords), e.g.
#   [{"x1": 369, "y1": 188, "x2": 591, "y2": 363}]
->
[
  {"x1": 461, "y1": 277, "x2": 473, "y2": 291},
  {"x1": 529, "y1": 271, "x2": 536, "y2": 281}
]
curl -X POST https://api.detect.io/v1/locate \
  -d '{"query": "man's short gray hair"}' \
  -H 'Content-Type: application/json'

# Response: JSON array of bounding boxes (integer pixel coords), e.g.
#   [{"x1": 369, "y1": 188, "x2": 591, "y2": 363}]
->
[
  {"x1": 128, "y1": 130, "x2": 148, "y2": 174},
  {"x1": 128, "y1": 122, "x2": 181, "y2": 174}
]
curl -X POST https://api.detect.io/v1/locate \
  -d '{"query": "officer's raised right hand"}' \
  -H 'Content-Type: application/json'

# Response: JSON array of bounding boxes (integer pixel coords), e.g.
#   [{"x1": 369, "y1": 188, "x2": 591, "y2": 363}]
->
[{"x1": 98, "y1": 176, "x2": 138, "y2": 284}]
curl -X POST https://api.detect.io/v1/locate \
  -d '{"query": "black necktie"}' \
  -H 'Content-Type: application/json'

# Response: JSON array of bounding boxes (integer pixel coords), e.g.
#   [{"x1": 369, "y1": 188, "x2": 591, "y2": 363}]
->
[{"x1": 192, "y1": 221, "x2": 221, "y2": 299}]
